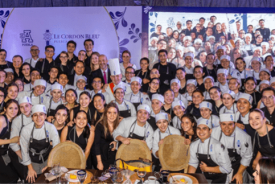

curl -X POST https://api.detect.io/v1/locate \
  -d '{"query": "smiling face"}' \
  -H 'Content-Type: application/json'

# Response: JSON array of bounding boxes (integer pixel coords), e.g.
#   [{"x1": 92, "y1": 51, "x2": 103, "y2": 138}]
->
[
  {"x1": 164, "y1": 90, "x2": 174, "y2": 104},
  {"x1": 74, "y1": 111, "x2": 88, "y2": 129},
  {"x1": 131, "y1": 81, "x2": 141, "y2": 94},
  {"x1": 5, "y1": 102, "x2": 19, "y2": 120},
  {"x1": 173, "y1": 105, "x2": 185, "y2": 118},
  {"x1": 185, "y1": 56, "x2": 193, "y2": 67},
  {"x1": 200, "y1": 107, "x2": 212, "y2": 119},
  {"x1": 249, "y1": 111, "x2": 266, "y2": 131},
  {"x1": 151, "y1": 99, "x2": 163, "y2": 112},
  {"x1": 204, "y1": 78, "x2": 214, "y2": 91},
  {"x1": 156, "y1": 119, "x2": 169, "y2": 133},
  {"x1": 149, "y1": 79, "x2": 160, "y2": 92},
  {"x1": 51, "y1": 89, "x2": 62, "y2": 102},
  {"x1": 93, "y1": 95, "x2": 105, "y2": 111},
  {"x1": 244, "y1": 79, "x2": 256, "y2": 93},
  {"x1": 171, "y1": 82, "x2": 180, "y2": 93},
  {"x1": 114, "y1": 88, "x2": 125, "y2": 102},
  {"x1": 176, "y1": 69, "x2": 185, "y2": 80},
  {"x1": 259, "y1": 71, "x2": 270, "y2": 81},
  {"x1": 107, "y1": 107, "x2": 118, "y2": 123},
  {"x1": 217, "y1": 73, "x2": 227, "y2": 84},
  {"x1": 222, "y1": 94, "x2": 234, "y2": 107},
  {"x1": 7, "y1": 86, "x2": 18, "y2": 100},
  {"x1": 210, "y1": 88, "x2": 221, "y2": 101},
  {"x1": 20, "y1": 102, "x2": 32, "y2": 117},
  {"x1": 197, "y1": 124, "x2": 211, "y2": 142},
  {"x1": 181, "y1": 117, "x2": 194, "y2": 132},
  {"x1": 228, "y1": 78, "x2": 240, "y2": 91},
  {"x1": 79, "y1": 94, "x2": 91, "y2": 108},
  {"x1": 65, "y1": 90, "x2": 77, "y2": 104},
  {"x1": 137, "y1": 109, "x2": 149, "y2": 124},
  {"x1": 192, "y1": 92, "x2": 204, "y2": 106},
  {"x1": 220, "y1": 121, "x2": 235, "y2": 136},
  {"x1": 55, "y1": 109, "x2": 68, "y2": 125},
  {"x1": 32, "y1": 112, "x2": 46, "y2": 127},
  {"x1": 237, "y1": 98, "x2": 251, "y2": 115}
]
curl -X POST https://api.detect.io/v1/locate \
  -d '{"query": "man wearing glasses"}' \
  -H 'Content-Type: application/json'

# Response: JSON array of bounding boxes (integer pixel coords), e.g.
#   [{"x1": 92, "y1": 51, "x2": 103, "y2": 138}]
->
[
  {"x1": 150, "y1": 25, "x2": 165, "y2": 39},
  {"x1": 35, "y1": 45, "x2": 60, "y2": 81},
  {"x1": 176, "y1": 21, "x2": 182, "y2": 33},
  {"x1": 261, "y1": 87, "x2": 275, "y2": 126},
  {"x1": 123, "y1": 67, "x2": 135, "y2": 85},
  {"x1": 182, "y1": 20, "x2": 193, "y2": 36},
  {"x1": 24, "y1": 45, "x2": 40, "y2": 68}
]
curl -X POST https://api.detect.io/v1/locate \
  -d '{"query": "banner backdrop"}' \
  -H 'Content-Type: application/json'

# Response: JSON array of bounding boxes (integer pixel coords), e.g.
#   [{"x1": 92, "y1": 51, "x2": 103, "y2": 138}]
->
[{"x1": 0, "y1": 6, "x2": 142, "y2": 68}]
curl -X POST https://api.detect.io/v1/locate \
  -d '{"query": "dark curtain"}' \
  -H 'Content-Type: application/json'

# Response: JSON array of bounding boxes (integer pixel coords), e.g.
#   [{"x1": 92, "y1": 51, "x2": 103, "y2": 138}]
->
[{"x1": 1, "y1": 0, "x2": 275, "y2": 7}]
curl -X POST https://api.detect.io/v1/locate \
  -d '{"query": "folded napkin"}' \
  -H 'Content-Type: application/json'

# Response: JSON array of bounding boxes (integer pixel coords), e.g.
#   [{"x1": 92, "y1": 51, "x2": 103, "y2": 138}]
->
[{"x1": 45, "y1": 166, "x2": 69, "y2": 181}]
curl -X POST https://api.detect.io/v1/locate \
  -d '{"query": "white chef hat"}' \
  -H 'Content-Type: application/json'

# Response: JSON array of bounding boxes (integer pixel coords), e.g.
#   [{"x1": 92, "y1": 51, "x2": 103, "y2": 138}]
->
[
  {"x1": 259, "y1": 68, "x2": 271, "y2": 76},
  {"x1": 137, "y1": 104, "x2": 151, "y2": 114},
  {"x1": 170, "y1": 78, "x2": 180, "y2": 87},
  {"x1": 194, "y1": 38, "x2": 202, "y2": 44},
  {"x1": 176, "y1": 45, "x2": 184, "y2": 51},
  {"x1": 238, "y1": 93, "x2": 253, "y2": 105},
  {"x1": 222, "y1": 90, "x2": 236, "y2": 99},
  {"x1": 31, "y1": 104, "x2": 47, "y2": 115},
  {"x1": 183, "y1": 36, "x2": 192, "y2": 42},
  {"x1": 51, "y1": 83, "x2": 64, "y2": 92},
  {"x1": 155, "y1": 113, "x2": 169, "y2": 123},
  {"x1": 187, "y1": 46, "x2": 195, "y2": 53},
  {"x1": 219, "y1": 113, "x2": 235, "y2": 122},
  {"x1": 187, "y1": 79, "x2": 197, "y2": 86},
  {"x1": 220, "y1": 55, "x2": 230, "y2": 61},
  {"x1": 270, "y1": 77, "x2": 275, "y2": 84},
  {"x1": 109, "y1": 58, "x2": 121, "y2": 76},
  {"x1": 270, "y1": 35, "x2": 275, "y2": 40},
  {"x1": 184, "y1": 52, "x2": 194, "y2": 59},
  {"x1": 245, "y1": 33, "x2": 252, "y2": 40},
  {"x1": 230, "y1": 73, "x2": 242, "y2": 85},
  {"x1": 130, "y1": 76, "x2": 142, "y2": 85},
  {"x1": 261, "y1": 42, "x2": 269, "y2": 48},
  {"x1": 197, "y1": 118, "x2": 212, "y2": 129},
  {"x1": 253, "y1": 47, "x2": 262, "y2": 54},
  {"x1": 203, "y1": 76, "x2": 214, "y2": 83},
  {"x1": 4, "y1": 68, "x2": 14, "y2": 74},
  {"x1": 34, "y1": 79, "x2": 47, "y2": 87},
  {"x1": 217, "y1": 68, "x2": 228, "y2": 75},
  {"x1": 259, "y1": 80, "x2": 270, "y2": 86},
  {"x1": 113, "y1": 83, "x2": 126, "y2": 92},
  {"x1": 18, "y1": 96, "x2": 32, "y2": 105},
  {"x1": 152, "y1": 94, "x2": 164, "y2": 104},
  {"x1": 207, "y1": 36, "x2": 215, "y2": 41},
  {"x1": 250, "y1": 56, "x2": 261, "y2": 63},
  {"x1": 76, "y1": 75, "x2": 87, "y2": 83},
  {"x1": 199, "y1": 101, "x2": 212, "y2": 111},
  {"x1": 216, "y1": 45, "x2": 226, "y2": 53},
  {"x1": 172, "y1": 100, "x2": 185, "y2": 109}
]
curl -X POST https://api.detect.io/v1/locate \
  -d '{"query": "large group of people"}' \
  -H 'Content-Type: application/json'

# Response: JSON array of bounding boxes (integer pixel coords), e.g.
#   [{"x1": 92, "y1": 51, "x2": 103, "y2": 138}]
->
[{"x1": 1, "y1": 24, "x2": 275, "y2": 184}]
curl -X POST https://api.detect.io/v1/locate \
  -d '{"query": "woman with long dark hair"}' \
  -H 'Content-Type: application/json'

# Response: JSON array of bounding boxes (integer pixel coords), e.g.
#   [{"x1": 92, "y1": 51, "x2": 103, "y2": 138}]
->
[
  {"x1": 253, "y1": 157, "x2": 275, "y2": 184},
  {"x1": 94, "y1": 102, "x2": 119, "y2": 170},
  {"x1": 53, "y1": 104, "x2": 69, "y2": 137},
  {"x1": 180, "y1": 114, "x2": 198, "y2": 145},
  {"x1": 65, "y1": 89, "x2": 78, "y2": 111},
  {"x1": 61, "y1": 110, "x2": 94, "y2": 161},
  {"x1": 20, "y1": 63, "x2": 32, "y2": 84}
]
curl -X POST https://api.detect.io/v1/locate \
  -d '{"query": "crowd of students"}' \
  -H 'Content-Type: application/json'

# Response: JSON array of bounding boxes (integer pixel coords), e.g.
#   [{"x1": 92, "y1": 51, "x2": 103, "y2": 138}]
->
[{"x1": 0, "y1": 34, "x2": 275, "y2": 184}]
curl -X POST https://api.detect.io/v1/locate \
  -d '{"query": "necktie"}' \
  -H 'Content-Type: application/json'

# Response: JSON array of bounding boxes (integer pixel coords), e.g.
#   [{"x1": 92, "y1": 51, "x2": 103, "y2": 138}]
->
[{"x1": 103, "y1": 71, "x2": 107, "y2": 84}]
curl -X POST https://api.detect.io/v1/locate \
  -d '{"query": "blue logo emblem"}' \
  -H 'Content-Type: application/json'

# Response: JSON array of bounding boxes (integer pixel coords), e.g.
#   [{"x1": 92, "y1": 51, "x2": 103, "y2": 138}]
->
[
  {"x1": 237, "y1": 140, "x2": 240, "y2": 147},
  {"x1": 230, "y1": 115, "x2": 233, "y2": 121},
  {"x1": 43, "y1": 30, "x2": 52, "y2": 46},
  {"x1": 20, "y1": 30, "x2": 33, "y2": 46},
  {"x1": 210, "y1": 144, "x2": 213, "y2": 152}
]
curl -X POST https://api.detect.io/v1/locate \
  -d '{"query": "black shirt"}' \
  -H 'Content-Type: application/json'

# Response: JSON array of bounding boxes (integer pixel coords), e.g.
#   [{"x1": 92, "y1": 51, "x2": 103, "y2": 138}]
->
[
  {"x1": 153, "y1": 62, "x2": 176, "y2": 95},
  {"x1": 261, "y1": 107, "x2": 275, "y2": 126},
  {"x1": 35, "y1": 59, "x2": 60, "y2": 81},
  {"x1": 256, "y1": 27, "x2": 270, "y2": 42},
  {"x1": 135, "y1": 69, "x2": 150, "y2": 93},
  {"x1": 185, "y1": 103, "x2": 201, "y2": 119},
  {"x1": 254, "y1": 127, "x2": 275, "y2": 156},
  {"x1": 0, "y1": 61, "x2": 12, "y2": 70},
  {"x1": 67, "y1": 126, "x2": 87, "y2": 151}
]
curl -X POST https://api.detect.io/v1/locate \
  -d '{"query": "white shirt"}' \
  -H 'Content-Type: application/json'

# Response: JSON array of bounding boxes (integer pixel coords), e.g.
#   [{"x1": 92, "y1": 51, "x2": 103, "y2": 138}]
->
[
  {"x1": 23, "y1": 83, "x2": 34, "y2": 92},
  {"x1": 174, "y1": 94, "x2": 188, "y2": 108},
  {"x1": 235, "y1": 112, "x2": 250, "y2": 125},
  {"x1": 76, "y1": 89, "x2": 92, "y2": 103},
  {"x1": 105, "y1": 81, "x2": 132, "y2": 101},
  {"x1": 73, "y1": 74, "x2": 82, "y2": 87},
  {"x1": 197, "y1": 115, "x2": 220, "y2": 129},
  {"x1": 214, "y1": 82, "x2": 229, "y2": 93},
  {"x1": 10, "y1": 114, "x2": 32, "y2": 152},
  {"x1": 124, "y1": 92, "x2": 151, "y2": 107},
  {"x1": 152, "y1": 125, "x2": 181, "y2": 158},
  {"x1": 211, "y1": 126, "x2": 253, "y2": 167},
  {"x1": 114, "y1": 100, "x2": 136, "y2": 117},
  {"x1": 172, "y1": 116, "x2": 182, "y2": 130},
  {"x1": 25, "y1": 57, "x2": 40, "y2": 68},
  {"x1": 189, "y1": 137, "x2": 232, "y2": 174},
  {"x1": 113, "y1": 116, "x2": 154, "y2": 149},
  {"x1": 20, "y1": 122, "x2": 60, "y2": 166},
  {"x1": 219, "y1": 104, "x2": 238, "y2": 114},
  {"x1": 19, "y1": 91, "x2": 50, "y2": 107},
  {"x1": 184, "y1": 66, "x2": 194, "y2": 74},
  {"x1": 150, "y1": 110, "x2": 165, "y2": 118}
]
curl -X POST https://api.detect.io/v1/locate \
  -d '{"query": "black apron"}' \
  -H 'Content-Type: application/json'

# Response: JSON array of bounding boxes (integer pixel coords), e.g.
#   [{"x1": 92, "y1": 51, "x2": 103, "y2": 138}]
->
[
  {"x1": 118, "y1": 101, "x2": 131, "y2": 119},
  {"x1": 237, "y1": 113, "x2": 254, "y2": 137},
  {"x1": 0, "y1": 120, "x2": 18, "y2": 183},
  {"x1": 219, "y1": 132, "x2": 241, "y2": 184},
  {"x1": 195, "y1": 138, "x2": 227, "y2": 184},
  {"x1": 9, "y1": 114, "x2": 28, "y2": 181},
  {"x1": 47, "y1": 98, "x2": 62, "y2": 117},
  {"x1": 147, "y1": 115, "x2": 158, "y2": 131},
  {"x1": 128, "y1": 120, "x2": 147, "y2": 140},
  {"x1": 129, "y1": 92, "x2": 142, "y2": 111},
  {"x1": 28, "y1": 124, "x2": 52, "y2": 164}
]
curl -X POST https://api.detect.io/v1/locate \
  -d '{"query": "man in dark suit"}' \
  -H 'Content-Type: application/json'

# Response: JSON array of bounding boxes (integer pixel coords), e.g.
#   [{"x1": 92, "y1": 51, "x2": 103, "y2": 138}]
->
[{"x1": 91, "y1": 54, "x2": 111, "y2": 85}]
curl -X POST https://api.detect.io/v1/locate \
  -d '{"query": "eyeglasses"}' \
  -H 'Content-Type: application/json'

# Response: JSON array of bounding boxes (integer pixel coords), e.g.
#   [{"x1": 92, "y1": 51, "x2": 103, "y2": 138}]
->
[
  {"x1": 46, "y1": 50, "x2": 54, "y2": 53},
  {"x1": 151, "y1": 82, "x2": 159, "y2": 85},
  {"x1": 60, "y1": 56, "x2": 68, "y2": 59},
  {"x1": 150, "y1": 71, "x2": 159, "y2": 75},
  {"x1": 126, "y1": 72, "x2": 134, "y2": 74},
  {"x1": 262, "y1": 95, "x2": 275, "y2": 101},
  {"x1": 93, "y1": 81, "x2": 101, "y2": 84},
  {"x1": 31, "y1": 49, "x2": 39, "y2": 52}
]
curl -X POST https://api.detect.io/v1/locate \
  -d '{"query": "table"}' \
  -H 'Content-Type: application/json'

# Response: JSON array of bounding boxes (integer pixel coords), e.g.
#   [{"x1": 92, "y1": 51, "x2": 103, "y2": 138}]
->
[{"x1": 36, "y1": 168, "x2": 208, "y2": 184}]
